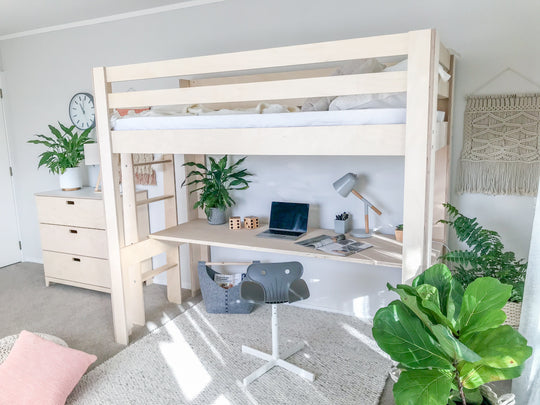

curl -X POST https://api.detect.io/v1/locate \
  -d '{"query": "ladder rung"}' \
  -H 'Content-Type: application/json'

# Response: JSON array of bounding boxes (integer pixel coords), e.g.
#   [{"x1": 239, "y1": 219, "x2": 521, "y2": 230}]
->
[
  {"x1": 133, "y1": 159, "x2": 173, "y2": 167},
  {"x1": 136, "y1": 194, "x2": 175, "y2": 206},
  {"x1": 142, "y1": 263, "x2": 178, "y2": 282}
]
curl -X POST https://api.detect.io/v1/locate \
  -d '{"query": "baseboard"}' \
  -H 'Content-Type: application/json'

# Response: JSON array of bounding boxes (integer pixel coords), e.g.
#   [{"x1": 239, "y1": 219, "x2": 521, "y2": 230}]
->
[{"x1": 22, "y1": 257, "x2": 44, "y2": 264}]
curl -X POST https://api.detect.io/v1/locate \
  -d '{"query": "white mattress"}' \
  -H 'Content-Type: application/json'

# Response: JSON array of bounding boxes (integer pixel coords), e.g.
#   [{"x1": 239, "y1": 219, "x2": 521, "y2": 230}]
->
[{"x1": 113, "y1": 109, "x2": 446, "y2": 131}]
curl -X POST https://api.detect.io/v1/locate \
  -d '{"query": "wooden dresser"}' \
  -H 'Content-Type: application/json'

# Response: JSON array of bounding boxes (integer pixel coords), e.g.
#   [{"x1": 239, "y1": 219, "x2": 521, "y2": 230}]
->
[{"x1": 35, "y1": 187, "x2": 149, "y2": 293}]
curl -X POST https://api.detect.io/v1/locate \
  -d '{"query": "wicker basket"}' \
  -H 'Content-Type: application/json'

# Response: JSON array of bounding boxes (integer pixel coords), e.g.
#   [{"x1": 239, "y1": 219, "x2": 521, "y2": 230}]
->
[
  {"x1": 389, "y1": 367, "x2": 515, "y2": 404},
  {"x1": 503, "y1": 301, "x2": 522, "y2": 329}
]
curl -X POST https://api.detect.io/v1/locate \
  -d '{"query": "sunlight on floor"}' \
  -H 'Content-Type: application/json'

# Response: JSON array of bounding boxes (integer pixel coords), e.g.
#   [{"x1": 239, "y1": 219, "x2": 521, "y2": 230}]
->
[
  {"x1": 192, "y1": 305, "x2": 227, "y2": 346},
  {"x1": 160, "y1": 321, "x2": 212, "y2": 401},
  {"x1": 211, "y1": 395, "x2": 231, "y2": 405},
  {"x1": 184, "y1": 311, "x2": 225, "y2": 365},
  {"x1": 341, "y1": 322, "x2": 391, "y2": 360}
]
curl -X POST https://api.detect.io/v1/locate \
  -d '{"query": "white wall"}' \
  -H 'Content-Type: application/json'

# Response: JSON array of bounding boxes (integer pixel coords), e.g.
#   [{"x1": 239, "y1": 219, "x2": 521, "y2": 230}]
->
[{"x1": 1, "y1": 0, "x2": 539, "y2": 317}]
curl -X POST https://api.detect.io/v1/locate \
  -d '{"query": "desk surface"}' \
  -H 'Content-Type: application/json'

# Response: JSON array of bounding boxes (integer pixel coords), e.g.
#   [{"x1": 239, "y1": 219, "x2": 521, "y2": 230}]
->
[{"x1": 150, "y1": 219, "x2": 403, "y2": 268}]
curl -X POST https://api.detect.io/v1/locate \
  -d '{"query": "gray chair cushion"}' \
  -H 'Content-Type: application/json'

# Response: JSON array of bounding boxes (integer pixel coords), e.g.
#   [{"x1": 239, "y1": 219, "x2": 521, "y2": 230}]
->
[{"x1": 242, "y1": 262, "x2": 310, "y2": 304}]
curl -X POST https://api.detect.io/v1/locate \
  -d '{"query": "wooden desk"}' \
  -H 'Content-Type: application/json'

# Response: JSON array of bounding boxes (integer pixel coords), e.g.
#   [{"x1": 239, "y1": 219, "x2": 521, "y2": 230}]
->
[{"x1": 150, "y1": 219, "x2": 403, "y2": 268}]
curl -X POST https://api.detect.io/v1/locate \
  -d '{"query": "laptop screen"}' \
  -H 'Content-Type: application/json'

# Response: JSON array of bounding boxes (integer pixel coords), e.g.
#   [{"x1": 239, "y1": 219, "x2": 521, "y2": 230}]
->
[{"x1": 269, "y1": 201, "x2": 309, "y2": 232}]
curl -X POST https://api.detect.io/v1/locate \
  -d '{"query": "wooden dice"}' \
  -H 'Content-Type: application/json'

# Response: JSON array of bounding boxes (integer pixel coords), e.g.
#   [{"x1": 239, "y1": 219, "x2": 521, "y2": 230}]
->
[
  {"x1": 244, "y1": 216, "x2": 259, "y2": 229},
  {"x1": 229, "y1": 216, "x2": 242, "y2": 230}
]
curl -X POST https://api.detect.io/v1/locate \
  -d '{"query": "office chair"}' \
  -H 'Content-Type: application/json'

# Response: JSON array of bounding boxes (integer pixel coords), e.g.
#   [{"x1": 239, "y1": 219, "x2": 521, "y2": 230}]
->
[{"x1": 240, "y1": 261, "x2": 315, "y2": 385}]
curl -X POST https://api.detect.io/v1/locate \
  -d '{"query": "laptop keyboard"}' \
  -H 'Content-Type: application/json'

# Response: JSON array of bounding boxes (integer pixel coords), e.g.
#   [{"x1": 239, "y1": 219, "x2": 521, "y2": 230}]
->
[{"x1": 267, "y1": 229, "x2": 302, "y2": 236}]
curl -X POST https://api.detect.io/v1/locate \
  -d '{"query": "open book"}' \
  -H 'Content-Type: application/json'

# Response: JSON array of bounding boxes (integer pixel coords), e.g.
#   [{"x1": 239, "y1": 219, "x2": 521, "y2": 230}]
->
[{"x1": 296, "y1": 234, "x2": 372, "y2": 256}]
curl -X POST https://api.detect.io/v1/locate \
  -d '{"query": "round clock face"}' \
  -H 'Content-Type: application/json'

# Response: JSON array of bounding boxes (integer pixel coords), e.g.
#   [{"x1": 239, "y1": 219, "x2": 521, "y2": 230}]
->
[{"x1": 69, "y1": 92, "x2": 95, "y2": 130}]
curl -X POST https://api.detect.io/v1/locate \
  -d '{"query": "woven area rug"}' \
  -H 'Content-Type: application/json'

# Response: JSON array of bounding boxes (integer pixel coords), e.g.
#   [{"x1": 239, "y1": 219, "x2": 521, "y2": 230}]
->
[{"x1": 69, "y1": 303, "x2": 392, "y2": 405}]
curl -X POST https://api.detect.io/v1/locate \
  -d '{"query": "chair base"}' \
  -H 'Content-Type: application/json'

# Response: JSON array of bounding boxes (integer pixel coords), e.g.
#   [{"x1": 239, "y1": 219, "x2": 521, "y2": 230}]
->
[{"x1": 242, "y1": 342, "x2": 315, "y2": 385}]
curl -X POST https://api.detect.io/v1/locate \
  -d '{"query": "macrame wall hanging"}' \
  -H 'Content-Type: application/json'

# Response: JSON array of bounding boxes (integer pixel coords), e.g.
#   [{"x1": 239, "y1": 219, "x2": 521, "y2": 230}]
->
[{"x1": 457, "y1": 93, "x2": 540, "y2": 196}]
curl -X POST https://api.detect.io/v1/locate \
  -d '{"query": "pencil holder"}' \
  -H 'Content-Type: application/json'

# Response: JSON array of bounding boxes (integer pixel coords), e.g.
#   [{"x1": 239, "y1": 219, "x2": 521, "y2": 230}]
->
[
  {"x1": 244, "y1": 216, "x2": 259, "y2": 229},
  {"x1": 229, "y1": 216, "x2": 242, "y2": 230},
  {"x1": 334, "y1": 217, "x2": 352, "y2": 234}
]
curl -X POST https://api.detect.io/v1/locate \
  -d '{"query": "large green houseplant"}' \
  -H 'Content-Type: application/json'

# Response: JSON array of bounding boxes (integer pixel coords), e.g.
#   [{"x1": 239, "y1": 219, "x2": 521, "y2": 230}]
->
[
  {"x1": 373, "y1": 264, "x2": 532, "y2": 405},
  {"x1": 439, "y1": 203, "x2": 527, "y2": 303},
  {"x1": 28, "y1": 122, "x2": 94, "y2": 190},
  {"x1": 182, "y1": 155, "x2": 253, "y2": 225}
]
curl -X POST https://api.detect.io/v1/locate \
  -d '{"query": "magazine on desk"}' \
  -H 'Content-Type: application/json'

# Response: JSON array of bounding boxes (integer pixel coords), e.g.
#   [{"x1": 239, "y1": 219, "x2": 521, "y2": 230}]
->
[{"x1": 296, "y1": 234, "x2": 372, "y2": 256}]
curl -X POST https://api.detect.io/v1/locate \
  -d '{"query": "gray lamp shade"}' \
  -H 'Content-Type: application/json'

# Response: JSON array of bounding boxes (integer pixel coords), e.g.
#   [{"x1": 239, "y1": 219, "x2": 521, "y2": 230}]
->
[{"x1": 333, "y1": 173, "x2": 357, "y2": 197}]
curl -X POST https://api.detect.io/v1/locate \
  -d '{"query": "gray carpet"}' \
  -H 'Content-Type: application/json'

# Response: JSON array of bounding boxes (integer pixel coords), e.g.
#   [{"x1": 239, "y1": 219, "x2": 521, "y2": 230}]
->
[
  {"x1": 0, "y1": 262, "x2": 200, "y2": 369},
  {"x1": 69, "y1": 302, "x2": 393, "y2": 405}
]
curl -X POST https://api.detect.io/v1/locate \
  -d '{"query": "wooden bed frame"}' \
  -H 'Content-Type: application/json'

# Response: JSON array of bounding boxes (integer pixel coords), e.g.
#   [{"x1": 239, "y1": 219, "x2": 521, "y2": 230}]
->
[{"x1": 92, "y1": 29, "x2": 455, "y2": 344}]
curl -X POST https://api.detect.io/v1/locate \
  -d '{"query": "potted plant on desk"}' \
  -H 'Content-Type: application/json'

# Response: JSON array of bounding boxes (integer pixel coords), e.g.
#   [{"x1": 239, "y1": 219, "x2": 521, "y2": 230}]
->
[
  {"x1": 373, "y1": 263, "x2": 531, "y2": 405},
  {"x1": 182, "y1": 156, "x2": 253, "y2": 225},
  {"x1": 438, "y1": 203, "x2": 527, "y2": 328},
  {"x1": 28, "y1": 122, "x2": 94, "y2": 191}
]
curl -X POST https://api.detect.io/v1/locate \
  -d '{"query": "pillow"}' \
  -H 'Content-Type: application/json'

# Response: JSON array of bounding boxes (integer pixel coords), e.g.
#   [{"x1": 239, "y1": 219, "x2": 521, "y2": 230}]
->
[
  {"x1": 328, "y1": 58, "x2": 451, "y2": 111},
  {"x1": 301, "y1": 58, "x2": 385, "y2": 112},
  {"x1": 0, "y1": 330, "x2": 96, "y2": 405}
]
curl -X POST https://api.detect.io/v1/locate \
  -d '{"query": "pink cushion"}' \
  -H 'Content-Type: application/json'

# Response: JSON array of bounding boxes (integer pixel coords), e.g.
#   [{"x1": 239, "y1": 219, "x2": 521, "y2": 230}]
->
[{"x1": 0, "y1": 330, "x2": 96, "y2": 405}]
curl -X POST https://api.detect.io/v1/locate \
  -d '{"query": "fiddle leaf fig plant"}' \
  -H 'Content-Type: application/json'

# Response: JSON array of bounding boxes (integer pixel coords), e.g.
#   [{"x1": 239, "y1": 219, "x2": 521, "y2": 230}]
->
[
  {"x1": 373, "y1": 264, "x2": 532, "y2": 405},
  {"x1": 182, "y1": 155, "x2": 253, "y2": 215},
  {"x1": 28, "y1": 122, "x2": 94, "y2": 174}
]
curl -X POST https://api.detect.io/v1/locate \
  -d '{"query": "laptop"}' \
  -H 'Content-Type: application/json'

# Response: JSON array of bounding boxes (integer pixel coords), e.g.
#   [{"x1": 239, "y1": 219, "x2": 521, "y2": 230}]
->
[{"x1": 257, "y1": 201, "x2": 309, "y2": 240}]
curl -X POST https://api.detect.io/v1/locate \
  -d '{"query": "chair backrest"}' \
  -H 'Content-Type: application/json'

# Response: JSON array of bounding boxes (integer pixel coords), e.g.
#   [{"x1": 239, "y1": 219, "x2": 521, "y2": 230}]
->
[{"x1": 241, "y1": 262, "x2": 310, "y2": 304}]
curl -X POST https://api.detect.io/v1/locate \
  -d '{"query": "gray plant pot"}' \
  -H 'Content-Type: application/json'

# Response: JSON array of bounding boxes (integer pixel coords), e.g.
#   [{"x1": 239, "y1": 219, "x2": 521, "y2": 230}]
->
[{"x1": 207, "y1": 207, "x2": 228, "y2": 225}]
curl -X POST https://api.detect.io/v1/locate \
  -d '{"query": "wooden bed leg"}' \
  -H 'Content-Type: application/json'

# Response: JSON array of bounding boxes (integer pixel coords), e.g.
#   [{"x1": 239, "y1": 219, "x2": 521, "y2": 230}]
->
[
  {"x1": 162, "y1": 154, "x2": 182, "y2": 303},
  {"x1": 402, "y1": 29, "x2": 440, "y2": 284}
]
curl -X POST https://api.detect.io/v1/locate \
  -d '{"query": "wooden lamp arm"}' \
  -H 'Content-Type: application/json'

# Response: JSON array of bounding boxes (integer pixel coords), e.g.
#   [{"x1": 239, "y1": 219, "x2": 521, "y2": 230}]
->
[{"x1": 351, "y1": 190, "x2": 382, "y2": 215}]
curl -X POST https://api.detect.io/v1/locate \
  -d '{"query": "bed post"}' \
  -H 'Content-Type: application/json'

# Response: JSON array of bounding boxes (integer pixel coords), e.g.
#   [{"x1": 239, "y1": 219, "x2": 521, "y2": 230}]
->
[
  {"x1": 93, "y1": 67, "x2": 130, "y2": 345},
  {"x1": 402, "y1": 29, "x2": 440, "y2": 283},
  {"x1": 180, "y1": 79, "x2": 210, "y2": 297}
]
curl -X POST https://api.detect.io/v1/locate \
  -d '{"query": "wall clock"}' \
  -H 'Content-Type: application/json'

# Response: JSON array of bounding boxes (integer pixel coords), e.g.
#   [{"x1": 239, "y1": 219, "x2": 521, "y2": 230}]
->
[{"x1": 69, "y1": 92, "x2": 95, "y2": 130}]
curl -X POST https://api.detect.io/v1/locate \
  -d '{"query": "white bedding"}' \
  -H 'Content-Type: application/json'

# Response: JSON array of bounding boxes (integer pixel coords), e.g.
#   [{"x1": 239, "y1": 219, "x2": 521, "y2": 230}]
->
[{"x1": 113, "y1": 109, "x2": 445, "y2": 131}]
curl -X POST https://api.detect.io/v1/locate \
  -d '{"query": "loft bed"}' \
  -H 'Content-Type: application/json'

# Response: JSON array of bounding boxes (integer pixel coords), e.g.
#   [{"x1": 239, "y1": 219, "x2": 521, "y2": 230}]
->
[{"x1": 92, "y1": 29, "x2": 455, "y2": 345}]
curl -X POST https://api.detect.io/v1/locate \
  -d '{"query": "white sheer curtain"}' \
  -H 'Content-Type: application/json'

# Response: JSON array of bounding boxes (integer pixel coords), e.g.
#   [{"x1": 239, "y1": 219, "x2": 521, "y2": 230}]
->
[{"x1": 514, "y1": 181, "x2": 540, "y2": 403}]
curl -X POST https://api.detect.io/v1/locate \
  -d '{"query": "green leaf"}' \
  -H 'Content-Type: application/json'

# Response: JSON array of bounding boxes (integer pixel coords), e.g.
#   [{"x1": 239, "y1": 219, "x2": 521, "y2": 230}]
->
[
  {"x1": 393, "y1": 369, "x2": 453, "y2": 405},
  {"x1": 460, "y1": 325, "x2": 532, "y2": 369},
  {"x1": 458, "y1": 362, "x2": 524, "y2": 390},
  {"x1": 457, "y1": 277, "x2": 511, "y2": 337},
  {"x1": 372, "y1": 300, "x2": 453, "y2": 370},
  {"x1": 430, "y1": 324, "x2": 481, "y2": 363}
]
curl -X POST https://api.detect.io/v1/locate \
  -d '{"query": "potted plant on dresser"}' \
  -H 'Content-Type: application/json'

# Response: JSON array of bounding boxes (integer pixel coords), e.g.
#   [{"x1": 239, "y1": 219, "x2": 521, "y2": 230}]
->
[
  {"x1": 439, "y1": 203, "x2": 527, "y2": 328},
  {"x1": 182, "y1": 156, "x2": 253, "y2": 225},
  {"x1": 28, "y1": 122, "x2": 94, "y2": 191},
  {"x1": 373, "y1": 263, "x2": 532, "y2": 405}
]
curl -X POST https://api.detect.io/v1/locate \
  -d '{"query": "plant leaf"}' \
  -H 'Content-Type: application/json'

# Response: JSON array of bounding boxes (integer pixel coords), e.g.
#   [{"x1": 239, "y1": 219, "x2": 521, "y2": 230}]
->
[
  {"x1": 460, "y1": 325, "x2": 532, "y2": 369},
  {"x1": 457, "y1": 362, "x2": 524, "y2": 390},
  {"x1": 430, "y1": 324, "x2": 481, "y2": 363},
  {"x1": 372, "y1": 300, "x2": 453, "y2": 370},
  {"x1": 393, "y1": 369, "x2": 453, "y2": 405},
  {"x1": 457, "y1": 277, "x2": 511, "y2": 337}
]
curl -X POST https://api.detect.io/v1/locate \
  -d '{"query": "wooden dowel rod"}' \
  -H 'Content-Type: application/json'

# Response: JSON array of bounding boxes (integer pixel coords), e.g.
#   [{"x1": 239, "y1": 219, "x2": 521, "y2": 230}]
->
[
  {"x1": 142, "y1": 263, "x2": 178, "y2": 282},
  {"x1": 351, "y1": 189, "x2": 382, "y2": 215},
  {"x1": 136, "y1": 194, "x2": 175, "y2": 206},
  {"x1": 365, "y1": 214, "x2": 370, "y2": 234},
  {"x1": 133, "y1": 159, "x2": 172, "y2": 167}
]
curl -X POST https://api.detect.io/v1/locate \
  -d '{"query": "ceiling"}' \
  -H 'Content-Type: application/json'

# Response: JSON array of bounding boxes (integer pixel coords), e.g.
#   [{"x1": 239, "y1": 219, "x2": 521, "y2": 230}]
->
[{"x1": 0, "y1": 0, "x2": 209, "y2": 38}]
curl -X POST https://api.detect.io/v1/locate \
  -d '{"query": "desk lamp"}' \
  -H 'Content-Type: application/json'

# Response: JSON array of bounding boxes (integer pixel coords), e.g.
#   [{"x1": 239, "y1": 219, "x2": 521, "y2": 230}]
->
[{"x1": 333, "y1": 173, "x2": 382, "y2": 238}]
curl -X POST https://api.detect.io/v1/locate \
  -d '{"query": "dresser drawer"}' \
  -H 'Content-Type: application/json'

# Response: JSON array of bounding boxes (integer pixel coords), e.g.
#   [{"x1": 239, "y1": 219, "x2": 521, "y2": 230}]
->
[
  {"x1": 36, "y1": 195, "x2": 105, "y2": 229},
  {"x1": 39, "y1": 224, "x2": 108, "y2": 259},
  {"x1": 43, "y1": 251, "x2": 110, "y2": 289}
]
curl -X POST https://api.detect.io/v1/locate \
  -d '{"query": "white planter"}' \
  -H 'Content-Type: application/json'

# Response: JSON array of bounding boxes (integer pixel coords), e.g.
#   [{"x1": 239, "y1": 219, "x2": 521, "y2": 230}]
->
[{"x1": 59, "y1": 167, "x2": 83, "y2": 191}]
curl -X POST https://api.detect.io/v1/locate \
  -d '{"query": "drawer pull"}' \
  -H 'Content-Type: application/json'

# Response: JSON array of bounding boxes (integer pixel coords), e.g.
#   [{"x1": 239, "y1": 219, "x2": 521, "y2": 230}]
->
[
  {"x1": 69, "y1": 229, "x2": 78, "y2": 234},
  {"x1": 72, "y1": 257, "x2": 81, "y2": 262},
  {"x1": 66, "y1": 200, "x2": 75, "y2": 205}
]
